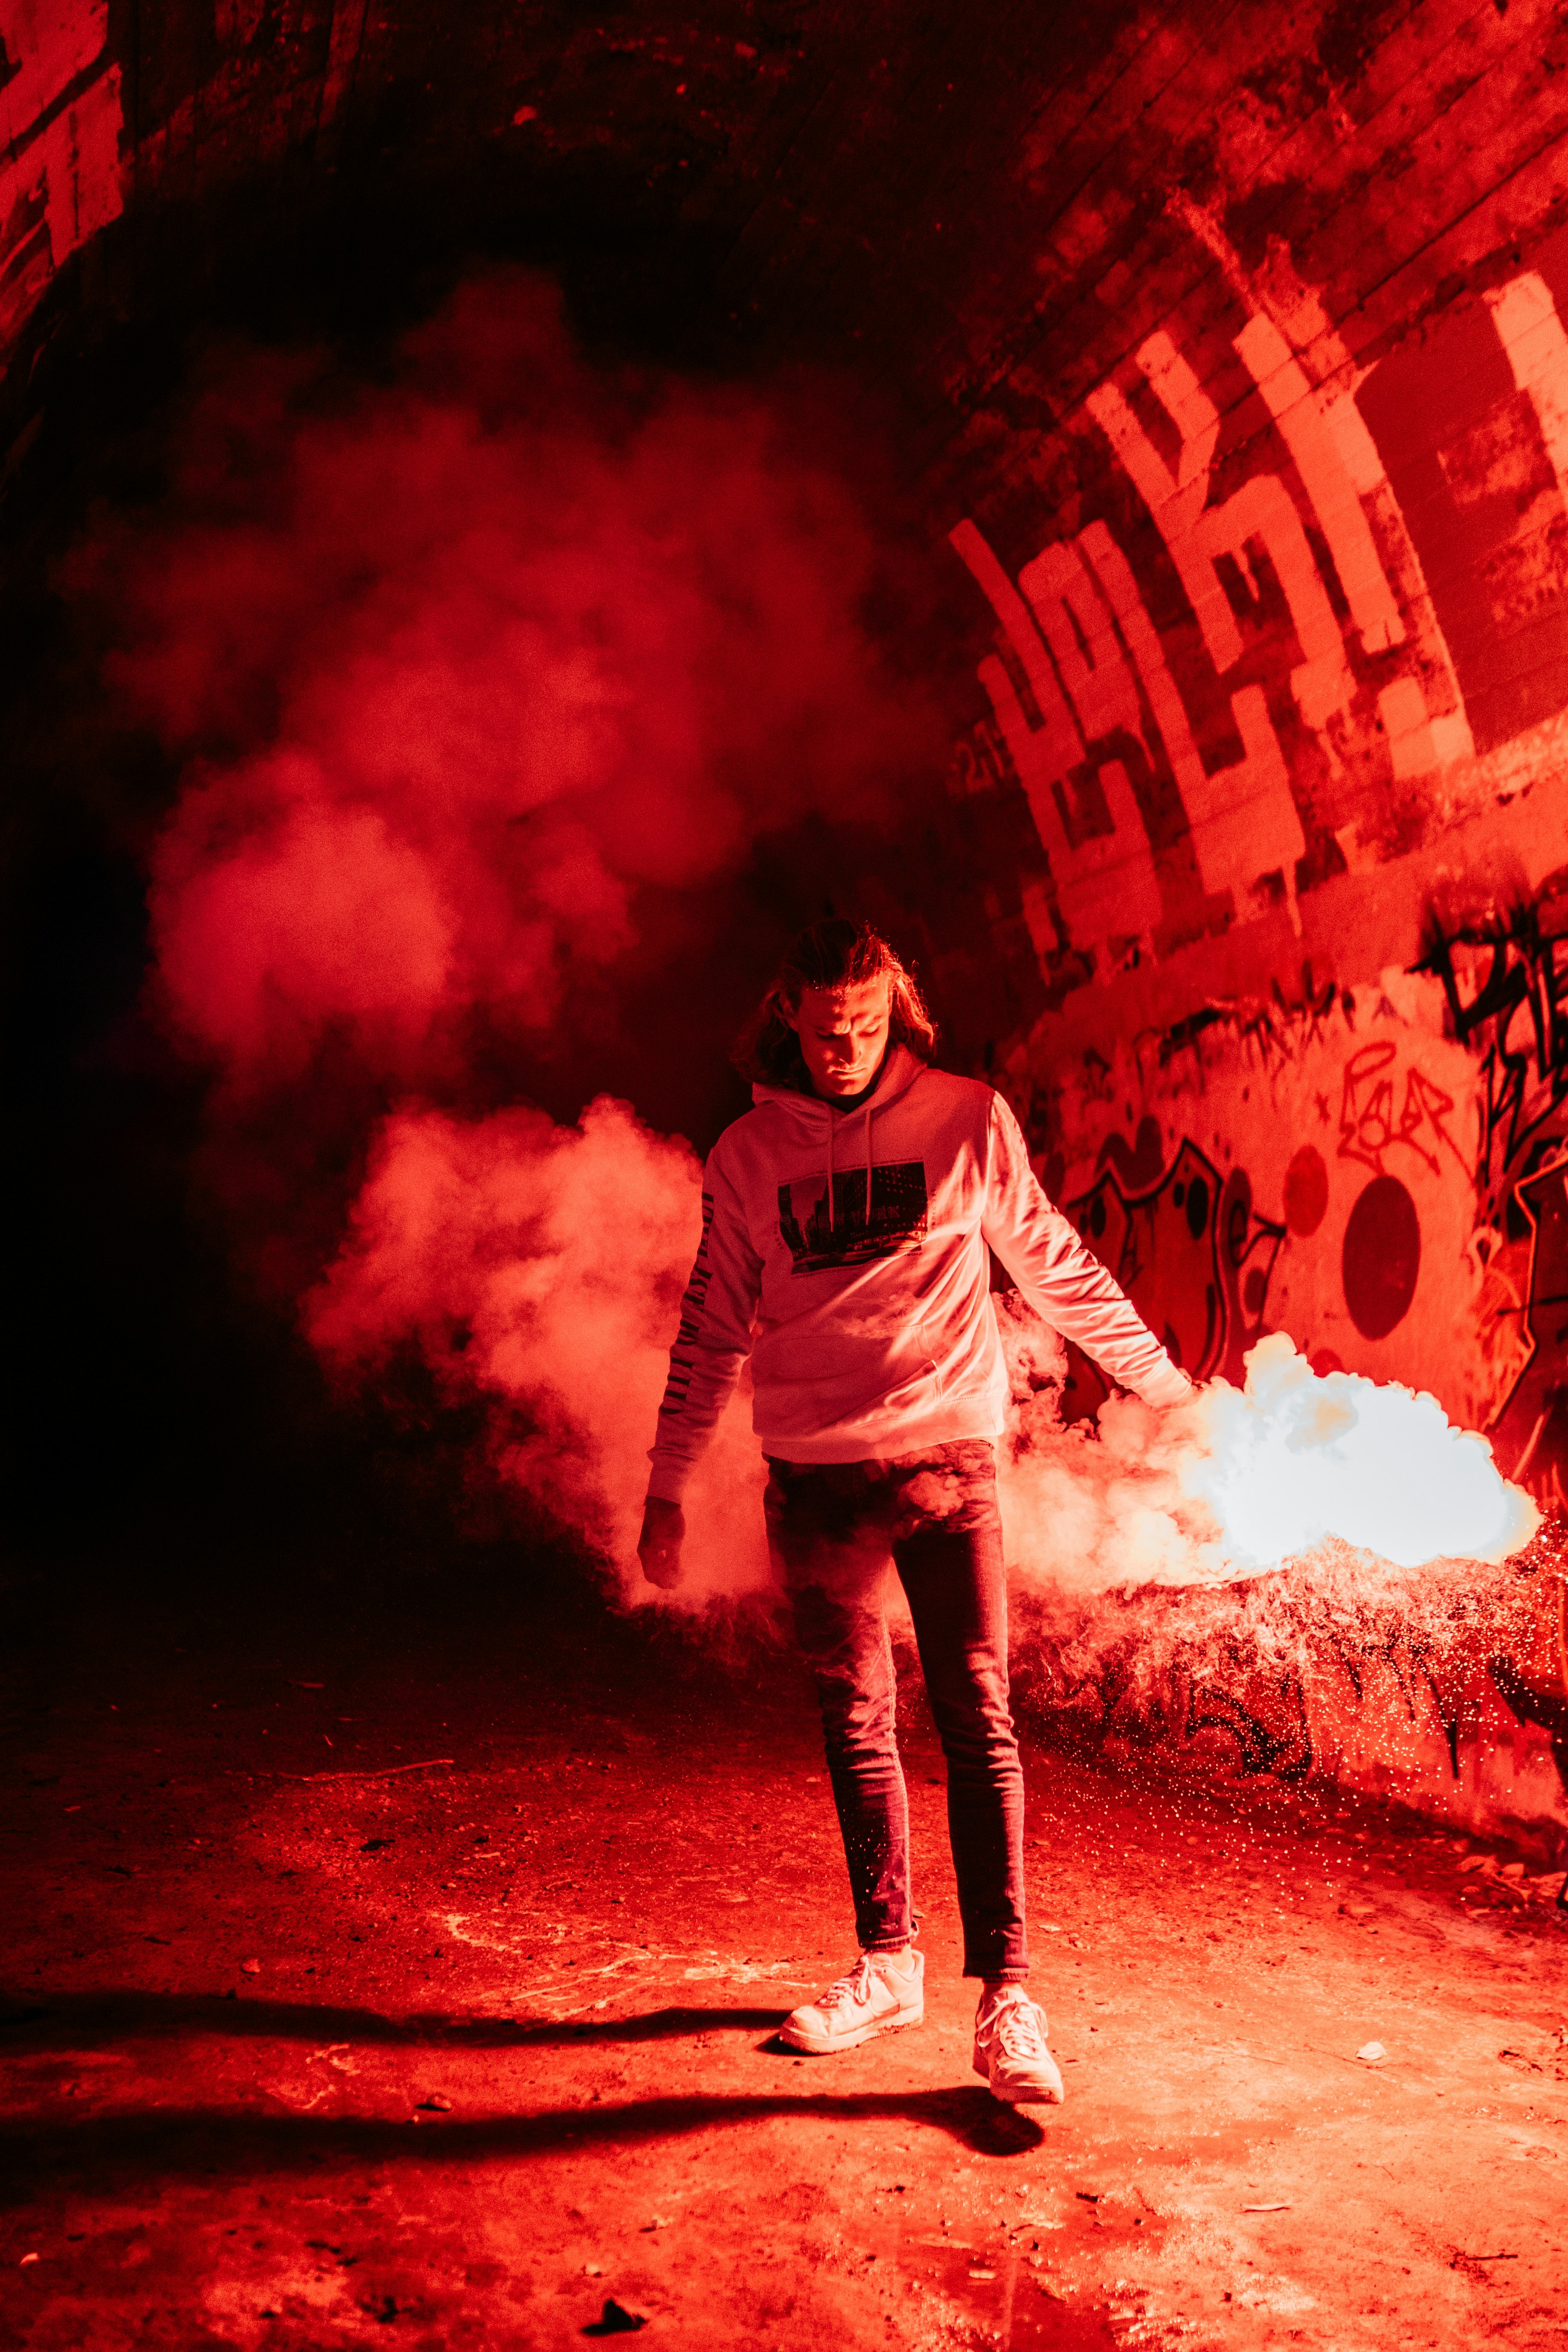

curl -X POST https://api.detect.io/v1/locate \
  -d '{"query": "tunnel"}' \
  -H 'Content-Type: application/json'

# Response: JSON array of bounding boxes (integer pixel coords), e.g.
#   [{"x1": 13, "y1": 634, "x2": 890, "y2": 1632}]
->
[{"x1": 4, "y1": 2, "x2": 1568, "y2": 2344}]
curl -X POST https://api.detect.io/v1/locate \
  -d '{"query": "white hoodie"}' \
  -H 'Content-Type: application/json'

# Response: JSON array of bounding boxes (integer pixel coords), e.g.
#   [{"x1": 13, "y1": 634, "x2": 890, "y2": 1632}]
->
[{"x1": 646, "y1": 1044, "x2": 1189, "y2": 1500}]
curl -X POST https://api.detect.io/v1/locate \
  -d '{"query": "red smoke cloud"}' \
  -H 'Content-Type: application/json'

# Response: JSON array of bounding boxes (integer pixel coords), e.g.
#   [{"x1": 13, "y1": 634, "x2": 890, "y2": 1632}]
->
[
  {"x1": 69, "y1": 272, "x2": 937, "y2": 1573},
  {"x1": 81, "y1": 272, "x2": 933, "y2": 1091},
  {"x1": 304, "y1": 1096, "x2": 770, "y2": 1594}
]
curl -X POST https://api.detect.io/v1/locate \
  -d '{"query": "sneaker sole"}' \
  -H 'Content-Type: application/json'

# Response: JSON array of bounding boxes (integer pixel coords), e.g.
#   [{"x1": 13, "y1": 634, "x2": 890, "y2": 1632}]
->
[
  {"x1": 971, "y1": 2049, "x2": 1065, "y2": 2105},
  {"x1": 779, "y1": 2000, "x2": 924, "y2": 2055}
]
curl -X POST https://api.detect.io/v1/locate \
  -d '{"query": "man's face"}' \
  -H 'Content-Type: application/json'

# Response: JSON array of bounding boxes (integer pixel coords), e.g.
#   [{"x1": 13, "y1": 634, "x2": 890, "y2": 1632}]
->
[{"x1": 784, "y1": 977, "x2": 893, "y2": 1099}]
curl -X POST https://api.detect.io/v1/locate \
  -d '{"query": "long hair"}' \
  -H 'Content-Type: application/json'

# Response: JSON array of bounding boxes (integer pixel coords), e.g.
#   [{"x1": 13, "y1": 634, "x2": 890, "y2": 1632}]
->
[{"x1": 733, "y1": 918, "x2": 937, "y2": 1087}]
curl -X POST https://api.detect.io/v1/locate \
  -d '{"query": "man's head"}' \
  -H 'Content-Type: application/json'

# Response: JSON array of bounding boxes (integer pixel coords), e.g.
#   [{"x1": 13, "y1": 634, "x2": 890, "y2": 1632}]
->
[
  {"x1": 784, "y1": 975, "x2": 892, "y2": 1099},
  {"x1": 734, "y1": 918, "x2": 935, "y2": 1095}
]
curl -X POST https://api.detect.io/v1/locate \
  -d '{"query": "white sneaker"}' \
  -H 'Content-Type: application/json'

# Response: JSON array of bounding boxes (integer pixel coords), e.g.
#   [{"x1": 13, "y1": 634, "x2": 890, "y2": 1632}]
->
[
  {"x1": 779, "y1": 1951, "x2": 925, "y2": 2054},
  {"x1": 972, "y1": 1985, "x2": 1064, "y2": 2104}
]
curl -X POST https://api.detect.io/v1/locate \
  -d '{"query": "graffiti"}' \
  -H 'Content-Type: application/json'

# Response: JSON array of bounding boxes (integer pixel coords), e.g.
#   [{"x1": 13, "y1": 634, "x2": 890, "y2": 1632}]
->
[
  {"x1": 0, "y1": 1, "x2": 123, "y2": 364},
  {"x1": 1229, "y1": 963, "x2": 1350, "y2": 1078},
  {"x1": 1417, "y1": 899, "x2": 1568, "y2": 1216},
  {"x1": 1412, "y1": 896, "x2": 1568, "y2": 1487},
  {"x1": 1039, "y1": 991, "x2": 1509, "y2": 1415},
  {"x1": 950, "y1": 507, "x2": 1310, "y2": 949},
  {"x1": 947, "y1": 517, "x2": 1169, "y2": 952},
  {"x1": 1167, "y1": 190, "x2": 1473, "y2": 780},
  {"x1": 1184, "y1": 1655, "x2": 1313, "y2": 1781},
  {"x1": 1021, "y1": 1603, "x2": 1452, "y2": 1791},
  {"x1": 946, "y1": 229, "x2": 1568, "y2": 986},
  {"x1": 1337, "y1": 1040, "x2": 1463, "y2": 1179},
  {"x1": 1089, "y1": 328, "x2": 1354, "y2": 751},
  {"x1": 1018, "y1": 1619, "x2": 1313, "y2": 1781},
  {"x1": 1064, "y1": 1134, "x2": 1284, "y2": 1413},
  {"x1": 1491, "y1": 1151, "x2": 1568, "y2": 1498},
  {"x1": 1016, "y1": 1553, "x2": 1567, "y2": 1822}
]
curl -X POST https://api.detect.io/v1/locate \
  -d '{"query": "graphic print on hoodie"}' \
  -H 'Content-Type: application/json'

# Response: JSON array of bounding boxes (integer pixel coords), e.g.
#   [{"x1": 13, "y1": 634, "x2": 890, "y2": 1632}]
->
[{"x1": 777, "y1": 1161, "x2": 929, "y2": 1273}]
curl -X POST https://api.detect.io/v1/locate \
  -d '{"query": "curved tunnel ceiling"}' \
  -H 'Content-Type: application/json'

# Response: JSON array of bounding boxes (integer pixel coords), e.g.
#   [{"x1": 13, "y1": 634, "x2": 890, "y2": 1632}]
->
[{"x1": 13, "y1": 5, "x2": 1567, "y2": 452}]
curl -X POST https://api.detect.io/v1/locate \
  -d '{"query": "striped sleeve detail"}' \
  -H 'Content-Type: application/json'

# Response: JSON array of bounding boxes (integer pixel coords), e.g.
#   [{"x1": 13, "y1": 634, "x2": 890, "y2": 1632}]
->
[
  {"x1": 646, "y1": 1157, "x2": 762, "y2": 1502},
  {"x1": 658, "y1": 1190, "x2": 716, "y2": 1417}
]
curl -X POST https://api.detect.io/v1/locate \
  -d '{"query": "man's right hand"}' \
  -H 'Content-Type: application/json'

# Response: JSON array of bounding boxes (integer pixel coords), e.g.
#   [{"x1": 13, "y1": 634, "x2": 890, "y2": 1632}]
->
[{"x1": 638, "y1": 1496, "x2": 685, "y2": 1589}]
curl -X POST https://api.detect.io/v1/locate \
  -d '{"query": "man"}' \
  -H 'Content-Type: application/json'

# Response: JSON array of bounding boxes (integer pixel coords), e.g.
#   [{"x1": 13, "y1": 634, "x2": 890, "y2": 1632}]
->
[{"x1": 638, "y1": 919, "x2": 1190, "y2": 2104}]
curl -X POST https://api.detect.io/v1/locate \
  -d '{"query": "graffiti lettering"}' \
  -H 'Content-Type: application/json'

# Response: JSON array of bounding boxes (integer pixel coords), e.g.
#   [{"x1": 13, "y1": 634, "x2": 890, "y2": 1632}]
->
[
  {"x1": 1337, "y1": 1041, "x2": 1463, "y2": 1179},
  {"x1": 951, "y1": 513, "x2": 1308, "y2": 943},
  {"x1": 1418, "y1": 898, "x2": 1568, "y2": 1487},
  {"x1": 1080, "y1": 523, "x2": 1304, "y2": 928},
  {"x1": 948, "y1": 517, "x2": 1164, "y2": 951},
  {"x1": 1491, "y1": 1151, "x2": 1568, "y2": 1497},
  {"x1": 1087, "y1": 329, "x2": 1352, "y2": 745},
  {"x1": 1170, "y1": 190, "x2": 1473, "y2": 776}
]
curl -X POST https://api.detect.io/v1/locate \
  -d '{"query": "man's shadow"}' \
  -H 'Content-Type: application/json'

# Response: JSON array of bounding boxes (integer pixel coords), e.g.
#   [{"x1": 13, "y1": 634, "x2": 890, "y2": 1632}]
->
[
  {"x1": 1, "y1": 1989, "x2": 789, "y2": 2048},
  {"x1": 0, "y1": 1985, "x2": 1047, "y2": 2193}
]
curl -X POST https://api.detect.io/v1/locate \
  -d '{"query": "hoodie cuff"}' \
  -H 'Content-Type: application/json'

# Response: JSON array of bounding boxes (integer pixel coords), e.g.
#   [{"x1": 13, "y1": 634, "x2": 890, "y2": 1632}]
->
[
  {"x1": 1139, "y1": 1358, "x2": 1195, "y2": 1409},
  {"x1": 645, "y1": 1457, "x2": 693, "y2": 1505}
]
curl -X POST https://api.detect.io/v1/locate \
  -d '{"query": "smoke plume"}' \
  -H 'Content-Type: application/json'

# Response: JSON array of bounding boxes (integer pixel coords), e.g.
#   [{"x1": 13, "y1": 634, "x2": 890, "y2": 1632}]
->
[
  {"x1": 68, "y1": 267, "x2": 935, "y2": 1571},
  {"x1": 75, "y1": 269, "x2": 937, "y2": 1105},
  {"x1": 304, "y1": 1095, "x2": 769, "y2": 1600}
]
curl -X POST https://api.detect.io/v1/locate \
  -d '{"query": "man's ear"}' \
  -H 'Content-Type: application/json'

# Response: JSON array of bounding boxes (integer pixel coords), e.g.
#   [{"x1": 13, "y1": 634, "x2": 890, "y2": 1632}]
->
[{"x1": 779, "y1": 998, "x2": 800, "y2": 1036}]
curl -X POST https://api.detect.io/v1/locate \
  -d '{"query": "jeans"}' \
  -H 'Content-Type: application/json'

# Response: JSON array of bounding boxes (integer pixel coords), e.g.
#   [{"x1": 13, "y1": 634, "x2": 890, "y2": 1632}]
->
[{"x1": 764, "y1": 1439, "x2": 1027, "y2": 1982}]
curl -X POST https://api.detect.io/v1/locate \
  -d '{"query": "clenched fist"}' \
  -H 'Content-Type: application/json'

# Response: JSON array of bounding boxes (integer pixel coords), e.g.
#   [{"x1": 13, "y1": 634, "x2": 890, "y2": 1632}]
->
[{"x1": 637, "y1": 1495, "x2": 685, "y2": 1589}]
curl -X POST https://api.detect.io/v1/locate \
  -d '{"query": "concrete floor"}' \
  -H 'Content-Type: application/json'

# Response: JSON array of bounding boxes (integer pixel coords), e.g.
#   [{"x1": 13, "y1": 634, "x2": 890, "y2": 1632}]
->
[{"x1": 3, "y1": 1569, "x2": 1566, "y2": 2351}]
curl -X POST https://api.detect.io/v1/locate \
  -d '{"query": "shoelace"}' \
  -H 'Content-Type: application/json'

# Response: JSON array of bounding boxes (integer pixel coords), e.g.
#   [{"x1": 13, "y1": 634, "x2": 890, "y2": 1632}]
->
[
  {"x1": 819, "y1": 1956, "x2": 876, "y2": 2013},
  {"x1": 987, "y1": 1996, "x2": 1045, "y2": 2058}
]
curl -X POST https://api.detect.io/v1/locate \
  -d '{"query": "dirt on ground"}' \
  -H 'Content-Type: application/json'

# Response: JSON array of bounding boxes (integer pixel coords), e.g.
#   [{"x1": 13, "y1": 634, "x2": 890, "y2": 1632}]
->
[{"x1": 2, "y1": 1562, "x2": 1566, "y2": 2351}]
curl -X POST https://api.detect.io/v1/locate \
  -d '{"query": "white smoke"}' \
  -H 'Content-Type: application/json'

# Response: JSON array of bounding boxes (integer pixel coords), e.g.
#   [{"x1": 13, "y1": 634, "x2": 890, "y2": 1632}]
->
[
  {"x1": 1184, "y1": 1333, "x2": 1538, "y2": 1571},
  {"x1": 997, "y1": 1316, "x2": 1539, "y2": 1600}
]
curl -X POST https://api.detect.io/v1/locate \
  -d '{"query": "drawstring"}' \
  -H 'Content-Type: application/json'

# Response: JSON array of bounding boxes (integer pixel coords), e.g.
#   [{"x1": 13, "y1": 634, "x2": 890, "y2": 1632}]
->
[{"x1": 824, "y1": 1095, "x2": 875, "y2": 1234}]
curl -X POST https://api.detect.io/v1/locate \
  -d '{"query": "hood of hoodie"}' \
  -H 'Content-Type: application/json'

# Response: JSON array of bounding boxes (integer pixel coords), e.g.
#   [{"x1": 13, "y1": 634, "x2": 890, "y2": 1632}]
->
[{"x1": 751, "y1": 1041, "x2": 926, "y2": 1129}]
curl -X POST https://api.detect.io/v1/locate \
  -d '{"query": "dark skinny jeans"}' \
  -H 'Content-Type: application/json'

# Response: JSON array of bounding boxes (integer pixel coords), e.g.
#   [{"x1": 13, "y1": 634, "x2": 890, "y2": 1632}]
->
[{"x1": 764, "y1": 1439, "x2": 1027, "y2": 1982}]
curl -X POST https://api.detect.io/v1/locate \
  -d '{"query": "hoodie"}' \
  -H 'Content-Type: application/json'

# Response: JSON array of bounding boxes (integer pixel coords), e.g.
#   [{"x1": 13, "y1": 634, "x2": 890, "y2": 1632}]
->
[{"x1": 646, "y1": 1044, "x2": 1190, "y2": 1501}]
